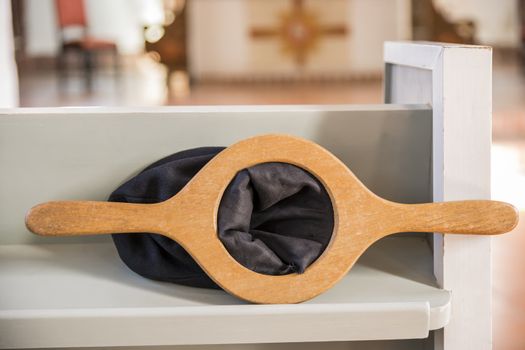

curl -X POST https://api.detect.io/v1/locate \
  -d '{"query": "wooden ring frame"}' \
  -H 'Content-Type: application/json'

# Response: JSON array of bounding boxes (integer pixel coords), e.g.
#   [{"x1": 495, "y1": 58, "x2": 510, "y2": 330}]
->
[{"x1": 25, "y1": 134, "x2": 519, "y2": 304}]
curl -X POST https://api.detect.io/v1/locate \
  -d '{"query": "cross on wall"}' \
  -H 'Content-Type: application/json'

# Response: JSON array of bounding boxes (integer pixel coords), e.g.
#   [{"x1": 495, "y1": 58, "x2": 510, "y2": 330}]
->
[{"x1": 250, "y1": 0, "x2": 349, "y2": 67}]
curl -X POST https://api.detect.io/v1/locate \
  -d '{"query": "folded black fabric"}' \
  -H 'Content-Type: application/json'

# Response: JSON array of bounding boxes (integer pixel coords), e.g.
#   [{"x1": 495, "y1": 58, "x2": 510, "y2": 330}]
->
[{"x1": 109, "y1": 147, "x2": 334, "y2": 289}]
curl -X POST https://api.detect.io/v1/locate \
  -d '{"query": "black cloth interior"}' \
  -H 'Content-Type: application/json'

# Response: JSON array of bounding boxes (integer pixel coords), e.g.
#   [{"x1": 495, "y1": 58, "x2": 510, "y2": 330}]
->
[{"x1": 109, "y1": 147, "x2": 334, "y2": 289}]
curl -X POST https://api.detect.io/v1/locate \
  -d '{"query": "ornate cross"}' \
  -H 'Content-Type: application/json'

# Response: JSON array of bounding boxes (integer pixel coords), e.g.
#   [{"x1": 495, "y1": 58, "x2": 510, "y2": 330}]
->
[{"x1": 250, "y1": 0, "x2": 348, "y2": 66}]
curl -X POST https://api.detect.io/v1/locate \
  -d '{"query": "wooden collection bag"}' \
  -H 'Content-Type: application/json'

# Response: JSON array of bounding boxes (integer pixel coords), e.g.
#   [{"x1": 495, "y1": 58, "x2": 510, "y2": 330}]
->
[{"x1": 25, "y1": 134, "x2": 518, "y2": 304}]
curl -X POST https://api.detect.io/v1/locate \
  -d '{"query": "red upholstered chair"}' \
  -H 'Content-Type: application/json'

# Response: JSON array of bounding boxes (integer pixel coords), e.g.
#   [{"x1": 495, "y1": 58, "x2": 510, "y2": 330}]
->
[{"x1": 55, "y1": 0, "x2": 119, "y2": 88}]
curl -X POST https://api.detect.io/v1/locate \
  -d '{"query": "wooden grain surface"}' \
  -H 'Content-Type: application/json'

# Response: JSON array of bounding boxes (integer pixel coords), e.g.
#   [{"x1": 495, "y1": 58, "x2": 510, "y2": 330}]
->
[{"x1": 25, "y1": 134, "x2": 519, "y2": 304}]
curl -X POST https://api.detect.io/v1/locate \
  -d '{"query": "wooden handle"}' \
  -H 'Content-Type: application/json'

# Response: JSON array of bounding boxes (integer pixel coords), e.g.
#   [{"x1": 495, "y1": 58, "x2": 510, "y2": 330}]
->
[
  {"x1": 25, "y1": 201, "x2": 165, "y2": 236},
  {"x1": 393, "y1": 200, "x2": 519, "y2": 235}
]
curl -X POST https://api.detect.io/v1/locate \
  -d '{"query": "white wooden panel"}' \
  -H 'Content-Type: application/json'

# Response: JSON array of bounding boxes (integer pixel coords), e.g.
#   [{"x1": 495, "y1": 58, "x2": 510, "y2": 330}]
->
[
  {"x1": 0, "y1": 105, "x2": 431, "y2": 245},
  {"x1": 385, "y1": 41, "x2": 493, "y2": 350},
  {"x1": 384, "y1": 65, "x2": 432, "y2": 105}
]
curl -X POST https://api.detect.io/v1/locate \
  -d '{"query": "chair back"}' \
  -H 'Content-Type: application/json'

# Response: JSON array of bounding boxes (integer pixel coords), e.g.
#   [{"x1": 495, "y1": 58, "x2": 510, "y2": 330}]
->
[{"x1": 55, "y1": 0, "x2": 87, "y2": 28}]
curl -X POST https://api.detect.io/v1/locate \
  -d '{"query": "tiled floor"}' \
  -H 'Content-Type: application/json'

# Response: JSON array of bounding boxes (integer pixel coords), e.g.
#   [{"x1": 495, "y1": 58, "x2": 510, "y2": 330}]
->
[
  {"x1": 17, "y1": 53, "x2": 525, "y2": 349},
  {"x1": 18, "y1": 57, "x2": 382, "y2": 107}
]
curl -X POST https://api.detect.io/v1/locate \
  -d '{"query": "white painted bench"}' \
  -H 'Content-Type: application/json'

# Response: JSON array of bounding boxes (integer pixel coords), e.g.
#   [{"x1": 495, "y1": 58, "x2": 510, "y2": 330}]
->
[{"x1": 0, "y1": 42, "x2": 492, "y2": 350}]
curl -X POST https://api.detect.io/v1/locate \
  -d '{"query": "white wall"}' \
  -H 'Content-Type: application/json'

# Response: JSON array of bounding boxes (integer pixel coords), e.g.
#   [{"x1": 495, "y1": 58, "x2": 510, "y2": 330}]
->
[
  {"x1": 348, "y1": 0, "x2": 411, "y2": 71},
  {"x1": 0, "y1": 0, "x2": 19, "y2": 107},
  {"x1": 188, "y1": 0, "x2": 411, "y2": 79},
  {"x1": 188, "y1": 0, "x2": 249, "y2": 76},
  {"x1": 434, "y1": 0, "x2": 520, "y2": 47},
  {"x1": 24, "y1": 0, "x2": 150, "y2": 55}
]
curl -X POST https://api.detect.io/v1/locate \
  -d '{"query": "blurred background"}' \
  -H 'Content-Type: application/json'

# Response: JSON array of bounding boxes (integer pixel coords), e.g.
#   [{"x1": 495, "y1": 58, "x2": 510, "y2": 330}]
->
[{"x1": 0, "y1": 0, "x2": 524, "y2": 348}]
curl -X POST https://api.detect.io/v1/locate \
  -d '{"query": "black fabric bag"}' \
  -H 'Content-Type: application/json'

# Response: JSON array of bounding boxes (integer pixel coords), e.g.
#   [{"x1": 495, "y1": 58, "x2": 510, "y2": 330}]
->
[{"x1": 109, "y1": 147, "x2": 334, "y2": 289}]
